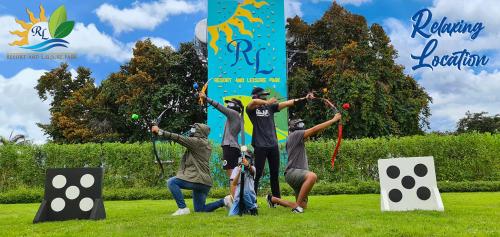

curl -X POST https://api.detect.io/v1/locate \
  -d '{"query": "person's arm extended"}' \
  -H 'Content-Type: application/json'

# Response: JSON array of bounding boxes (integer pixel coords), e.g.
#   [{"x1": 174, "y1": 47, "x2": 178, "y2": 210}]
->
[
  {"x1": 206, "y1": 97, "x2": 237, "y2": 118},
  {"x1": 278, "y1": 93, "x2": 314, "y2": 111},
  {"x1": 152, "y1": 126, "x2": 193, "y2": 148},
  {"x1": 231, "y1": 169, "x2": 241, "y2": 188},
  {"x1": 247, "y1": 98, "x2": 277, "y2": 110},
  {"x1": 200, "y1": 93, "x2": 237, "y2": 118},
  {"x1": 303, "y1": 113, "x2": 342, "y2": 139}
]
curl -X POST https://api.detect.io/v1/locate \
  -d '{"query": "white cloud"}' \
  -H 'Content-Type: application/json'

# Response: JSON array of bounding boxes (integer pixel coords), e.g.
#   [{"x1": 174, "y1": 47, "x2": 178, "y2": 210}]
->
[
  {"x1": 142, "y1": 37, "x2": 175, "y2": 49},
  {"x1": 285, "y1": 0, "x2": 303, "y2": 18},
  {"x1": 0, "y1": 15, "x2": 19, "y2": 55},
  {"x1": 0, "y1": 68, "x2": 50, "y2": 144},
  {"x1": 95, "y1": 0, "x2": 204, "y2": 34},
  {"x1": 419, "y1": 68, "x2": 500, "y2": 131},
  {"x1": 311, "y1": 0, "x2": 372, "y2": 6},
  {"x1": 65, "y1": 23, "x2": 133, "y2": 62},
  {"x1": 382, "y1": 0, "x2": 500, "y2": 131}
]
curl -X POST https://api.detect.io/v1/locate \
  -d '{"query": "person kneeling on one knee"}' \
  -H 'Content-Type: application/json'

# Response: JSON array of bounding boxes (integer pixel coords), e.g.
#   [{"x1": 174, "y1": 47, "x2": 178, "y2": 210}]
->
[
  {"x1": 152, "y1": 123, "x2": 232, "y2": 216},
  {"x1": 266, "y1": 113, "x2": 341, "y2": 213}
]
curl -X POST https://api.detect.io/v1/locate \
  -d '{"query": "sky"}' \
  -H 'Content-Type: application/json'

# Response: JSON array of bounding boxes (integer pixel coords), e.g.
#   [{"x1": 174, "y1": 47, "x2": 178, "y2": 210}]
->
[{"x1": 0, "y1": 0, "x2": 499, "y2": 143}]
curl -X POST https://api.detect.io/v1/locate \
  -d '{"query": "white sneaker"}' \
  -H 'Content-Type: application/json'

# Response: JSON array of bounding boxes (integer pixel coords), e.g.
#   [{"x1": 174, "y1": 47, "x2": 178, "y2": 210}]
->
[
  {"x1": 172, "y1": 208, "x2": 190, "y2": 216},
  {"x1": 291, "y1": 206, "x2": 304, "y2": 213},
  {"x1": 224, "y1": 195, "x2": 234, "y2": 210}
]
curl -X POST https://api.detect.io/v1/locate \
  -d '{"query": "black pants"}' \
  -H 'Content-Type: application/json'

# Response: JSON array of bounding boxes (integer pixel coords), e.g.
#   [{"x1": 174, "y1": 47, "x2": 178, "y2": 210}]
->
[{"x1": 254, "y1": 145, "x2": 281, "y2": 198}]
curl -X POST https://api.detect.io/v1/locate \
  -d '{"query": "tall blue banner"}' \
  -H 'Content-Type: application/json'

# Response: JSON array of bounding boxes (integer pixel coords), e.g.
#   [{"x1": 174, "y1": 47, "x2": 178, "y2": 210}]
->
[{"x1": 207, "y1": 0, "x2": 287, "y2": 146}]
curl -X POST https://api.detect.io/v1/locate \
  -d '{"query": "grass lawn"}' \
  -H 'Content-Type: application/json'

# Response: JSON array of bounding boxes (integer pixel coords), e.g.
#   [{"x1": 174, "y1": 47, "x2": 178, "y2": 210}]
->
[{"x1": 0, "y1": 192, "x2": 498, "y2": 237}]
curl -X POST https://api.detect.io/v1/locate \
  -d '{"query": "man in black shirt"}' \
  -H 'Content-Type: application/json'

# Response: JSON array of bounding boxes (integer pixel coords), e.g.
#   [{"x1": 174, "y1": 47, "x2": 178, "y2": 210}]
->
[{"x1": 246, "y1": 87, "x2": 313, "y2": 198}]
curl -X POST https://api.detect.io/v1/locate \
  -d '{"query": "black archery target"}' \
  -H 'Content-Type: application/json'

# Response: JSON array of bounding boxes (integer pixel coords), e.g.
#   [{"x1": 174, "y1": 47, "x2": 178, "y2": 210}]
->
[
  {"x1": 378, "y1": 157, "x2": 444, "y2": 211},
  {"x1": 41, "y1": 168, "x2": 103, "y2": 221}
]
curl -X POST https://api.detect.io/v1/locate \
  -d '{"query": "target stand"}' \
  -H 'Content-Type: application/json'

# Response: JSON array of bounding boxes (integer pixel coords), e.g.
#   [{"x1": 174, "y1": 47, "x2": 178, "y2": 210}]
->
[
  {"x1": 33, "y1": 168, "x2": 106, "y2": 223},
  {"x1": 378, "y1": 156, "x2": 444, "y2": 212}
]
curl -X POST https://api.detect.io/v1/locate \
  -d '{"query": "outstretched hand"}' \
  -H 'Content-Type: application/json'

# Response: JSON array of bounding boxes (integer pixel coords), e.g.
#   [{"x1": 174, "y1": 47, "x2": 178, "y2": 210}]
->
[
  {"x1": 306, "y1": 92, "x2": 315, "y2": 100},
  {"x1": 198, "y1": 92, "x2": 207, "y2": 99}
]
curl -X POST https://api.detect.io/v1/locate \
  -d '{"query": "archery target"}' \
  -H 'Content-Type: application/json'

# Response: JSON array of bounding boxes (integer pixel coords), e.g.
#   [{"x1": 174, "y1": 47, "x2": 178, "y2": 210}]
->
[
  {"x1": 378, "y1": 156, "x2": 444, "y2": 211},
  {"x1": 34, "y1": 168, "x2": 105, "y2": 222}
]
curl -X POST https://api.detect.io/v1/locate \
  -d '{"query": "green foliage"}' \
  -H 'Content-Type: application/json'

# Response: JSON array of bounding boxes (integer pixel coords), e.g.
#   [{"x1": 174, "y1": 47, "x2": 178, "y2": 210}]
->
[
  {"x1": 53, "y1": 20, "x2": 74, "y2": 38},
  {"x1": 0, "y1": 133, "x2": 498, "y2": 193},
  {"x1": 1, "y1": 193, "x2": 499, "y2": 236},
  {"x1": 1, "y1": 181, "x2": 499, "y2": 204},
  {"x1": 286, "y1": 3, "x2": 431, "y2": 139},
  {"x1": 35, "y1": 40, "x2": 207, "y2": 143},
  {"x1": 457, "y1": 111, "x2": 500, "y2": 134},
  {"x1": 48, "y1": 5, "x2": 67, "y2": 38}
]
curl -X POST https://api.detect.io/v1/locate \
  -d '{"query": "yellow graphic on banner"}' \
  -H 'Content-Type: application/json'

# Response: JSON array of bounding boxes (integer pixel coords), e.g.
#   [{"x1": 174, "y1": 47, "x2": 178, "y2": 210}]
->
[
  {"x1": 207, "y1": 0, "x2": 268, "y2": 54},
  {"x1": 10, "y1": 5, "x2": 48, "y2": 46}
]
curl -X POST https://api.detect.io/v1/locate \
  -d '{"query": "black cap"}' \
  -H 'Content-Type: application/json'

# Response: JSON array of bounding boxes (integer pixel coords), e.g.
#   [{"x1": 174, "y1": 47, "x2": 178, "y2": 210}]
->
[{"x1": 251, "y1": 87, "x2": 270, "y2": 96}]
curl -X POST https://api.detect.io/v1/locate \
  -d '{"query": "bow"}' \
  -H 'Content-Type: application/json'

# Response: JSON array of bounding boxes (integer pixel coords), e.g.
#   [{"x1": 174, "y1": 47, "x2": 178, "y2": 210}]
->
[
  {"x1": 151, "y1": 108, "x2": 169, "y2": 181},
  {"x1": 194, "y1": 79, "x2": 213, "y2": 105},
  {"x1": 311, "y1": 90, "x2": 348, "y2": 169}
]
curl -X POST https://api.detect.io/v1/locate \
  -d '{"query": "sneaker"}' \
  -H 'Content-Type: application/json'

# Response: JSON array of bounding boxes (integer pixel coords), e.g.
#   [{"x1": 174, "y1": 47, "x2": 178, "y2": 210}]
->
[
  {"x1": 291, "y1": 206, "x2": 304, "y2": 213},
  {"x1": 249, "y1": 207, "x2": 258, "y2": 216},
  {"x1": 172, "y1": 208, "x2": 190, "y2": 216},
  {"x1": 224, "y1": 195, "x2": 234, "y2": 210},
  {"x1": 266, "y1": 194, "x2": 276, "y2": 208}
]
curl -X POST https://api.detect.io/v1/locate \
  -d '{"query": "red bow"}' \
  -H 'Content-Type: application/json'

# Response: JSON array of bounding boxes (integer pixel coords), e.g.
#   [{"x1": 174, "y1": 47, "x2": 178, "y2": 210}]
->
[{"x1": 314, "y1": 95, "x2": 349, "y2": 169}]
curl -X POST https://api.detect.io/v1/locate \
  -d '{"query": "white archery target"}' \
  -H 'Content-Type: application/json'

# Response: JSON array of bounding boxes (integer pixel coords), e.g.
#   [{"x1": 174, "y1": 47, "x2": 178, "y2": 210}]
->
[
  {"x1": 51, "y1": 198, "x2": 65, "y2": 212},
  {"x1": 80, "y1": 174, "x2": 95, "y2": 188},
  {"x1": 79, "y1": 197, "x2": 94, "y2": 212},
  {"x1": 65, "y1": 186, "x2": 80, "y2": 200},
  {"x1": 52, "y1": 175, "x2": 67, "y2": 189},
  {"x1": 378, "y1": 156, "x2": 444, "y2": 211}
]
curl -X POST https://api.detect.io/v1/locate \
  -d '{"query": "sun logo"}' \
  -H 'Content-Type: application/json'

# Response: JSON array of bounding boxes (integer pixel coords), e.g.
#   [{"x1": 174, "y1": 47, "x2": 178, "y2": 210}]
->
[
  {"x1": 9, "y1": 4, "x2": 74, "y2": 52},
  {"x1": 208, "y1": 0, "x2": 268, "y2": 54}
]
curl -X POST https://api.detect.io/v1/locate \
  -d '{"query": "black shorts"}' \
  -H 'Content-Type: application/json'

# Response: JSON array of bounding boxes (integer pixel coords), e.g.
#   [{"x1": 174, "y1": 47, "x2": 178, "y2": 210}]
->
[{"x1": 222, "y1": 146, "x2": 240, "y2": 170}]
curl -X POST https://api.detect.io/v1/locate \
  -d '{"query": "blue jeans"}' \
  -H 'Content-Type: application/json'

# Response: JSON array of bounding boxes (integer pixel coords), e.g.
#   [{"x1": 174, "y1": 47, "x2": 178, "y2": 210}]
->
[
  {"x1": 229, "y1": 188, "x2": 257, "y2": 216},
  {"x1": 167, "y1": 177, "x2": 224, "y2": 212}
]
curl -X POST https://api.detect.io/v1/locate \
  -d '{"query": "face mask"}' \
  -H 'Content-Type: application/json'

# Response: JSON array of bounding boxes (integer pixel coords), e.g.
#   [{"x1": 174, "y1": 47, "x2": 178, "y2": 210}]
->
[
  {"x1": 188, "y1": 126, "x2": 196, "y2": 137},
  {"x1": 297, "y1": 122, "x2": 305, "y2": 129}
]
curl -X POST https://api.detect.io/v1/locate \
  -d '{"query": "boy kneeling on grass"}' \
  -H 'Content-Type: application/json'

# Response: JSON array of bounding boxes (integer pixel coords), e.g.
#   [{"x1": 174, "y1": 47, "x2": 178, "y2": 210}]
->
[
  {"x1": 228, "y1": 151, "x2": 258, "y2": 216},
  {"x1": 152, "y1": 123, "x2": 232, "y2": 216},
  {"x1": 266, "y1": 113, "x2": 342, "y2": 213}
]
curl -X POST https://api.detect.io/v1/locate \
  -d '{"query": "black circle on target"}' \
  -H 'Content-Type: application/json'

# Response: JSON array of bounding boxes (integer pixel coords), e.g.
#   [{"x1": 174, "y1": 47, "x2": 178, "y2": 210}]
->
[
  {"x1": 388, "y1": 189, "x2": 403, "y2": 202},
  {"x1": 417, "y1": 186, "x2": 431, "y2": 200},
  {"x1": 414, "y1": 163, "x2": 428, "y2": 177},
  {"x1": 401, "y1": 176, "x2": 416, "y2": 189},
  {"x1": 386, "y1": 165, "x2": 400, "y2": 179}
]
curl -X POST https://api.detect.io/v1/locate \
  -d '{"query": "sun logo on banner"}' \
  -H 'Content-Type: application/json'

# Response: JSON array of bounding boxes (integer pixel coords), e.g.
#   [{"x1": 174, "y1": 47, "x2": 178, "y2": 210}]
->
[
  {"x1": 9, "y1": 4, "x2": 74, "y2": 52},
  {"x1": 208, "y1": 0, "x2": 268, "y2": 54}
]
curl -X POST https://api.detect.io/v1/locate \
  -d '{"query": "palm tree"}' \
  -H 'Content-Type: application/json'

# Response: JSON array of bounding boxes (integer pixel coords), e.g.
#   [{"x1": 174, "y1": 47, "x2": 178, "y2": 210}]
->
[{"x1": 0, "y1": 131, "x2": 30, "y2": 145}]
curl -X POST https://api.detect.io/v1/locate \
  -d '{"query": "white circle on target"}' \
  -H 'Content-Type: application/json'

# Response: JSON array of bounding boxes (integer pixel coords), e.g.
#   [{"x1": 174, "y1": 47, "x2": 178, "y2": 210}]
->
[
  {"x1": 65, "y1": 186, "x2": 80, "y2": 200},
  {"x1": 80, "y1": 174, "x2": 95, "y2": 188},
  {"x1": 52, "y1": 175, "x2": 67, "y2": 189},
  {"x1": 79, "y1": 197, "x2": 94, "y2": 212},
  {"x1": 51, "y1": 198, "x2": 65, "y2": 212}
]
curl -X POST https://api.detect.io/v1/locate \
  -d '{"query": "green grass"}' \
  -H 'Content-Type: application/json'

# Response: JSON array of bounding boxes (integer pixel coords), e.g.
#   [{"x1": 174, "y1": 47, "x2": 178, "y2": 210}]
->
[{"x1": 1, "y1": 192, "x2": 498, "y2": 237}]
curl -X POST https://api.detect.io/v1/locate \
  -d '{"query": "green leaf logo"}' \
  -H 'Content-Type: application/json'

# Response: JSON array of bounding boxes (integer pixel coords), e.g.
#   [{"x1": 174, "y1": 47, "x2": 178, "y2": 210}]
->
[
  {"x1": 48, "y1": 5, "x2": 67, "y2": 38},
  {"x1": 54, "y1": 21, "x2": 74, "y2": 38}
]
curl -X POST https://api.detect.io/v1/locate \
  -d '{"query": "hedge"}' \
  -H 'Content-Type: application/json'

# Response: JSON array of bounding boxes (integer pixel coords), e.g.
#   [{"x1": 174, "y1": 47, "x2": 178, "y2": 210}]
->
[
  {"x1": 1, "y1": 181, "x2": 499, "y2": 204},
  {"x1": 0, "y1": 133, "x2": 498, "y2": 192}
]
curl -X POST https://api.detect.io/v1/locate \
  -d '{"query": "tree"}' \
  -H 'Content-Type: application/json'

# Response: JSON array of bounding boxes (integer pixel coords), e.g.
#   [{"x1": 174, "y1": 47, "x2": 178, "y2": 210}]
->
[
  {"x1": 456, "y1": 111, "x2": 500, "y2": 134},
  {"x1": 35, "y1": 64, "x2": 100, "y2": 143},
  {"x1": 36, "y1": 39, "x2": 207, "y2": 143},
  {"x1": 286, "y1": 3, "x2": 431, "y2": 139}
]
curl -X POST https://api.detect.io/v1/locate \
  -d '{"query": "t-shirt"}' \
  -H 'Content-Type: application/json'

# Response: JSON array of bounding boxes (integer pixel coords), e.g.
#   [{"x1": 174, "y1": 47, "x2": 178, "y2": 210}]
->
[
  {"x1": 206, "y1": 98, "x2": 243, "y2": 148},
  {"x1": 230, "y1": 166, "x2": 256, "y2": 198},
  {"x1": 246, "y1": 103, "x2": 280, "y2": 147},
  {"x1": 285, "y1": 130, "x2": 308, "y2": 173}
]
